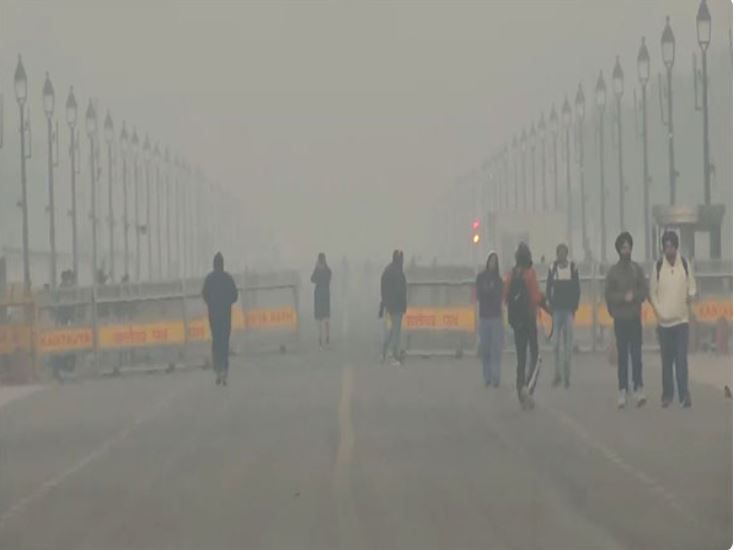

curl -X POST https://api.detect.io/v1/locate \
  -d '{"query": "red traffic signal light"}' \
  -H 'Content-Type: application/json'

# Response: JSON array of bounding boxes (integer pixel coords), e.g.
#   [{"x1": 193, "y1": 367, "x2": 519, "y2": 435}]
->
[{"x1": 472, "y1": 218, "x2": 480, "y2": 231}]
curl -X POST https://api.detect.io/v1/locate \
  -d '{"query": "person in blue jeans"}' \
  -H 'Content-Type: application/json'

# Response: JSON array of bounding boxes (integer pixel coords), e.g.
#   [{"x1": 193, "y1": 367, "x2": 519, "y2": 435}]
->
[
  {"x1": 380, "y1": 250, "x2": 407, "y2": 366},
  {"x1": 476, "y1": 251, "x2": 504, "y2": 387},
  {"x1": 546, "y1": 243, "x2": 580, "y2": 388},
  {"x1": 650, "y1": 231, "x2": 697, "y2": 408}
]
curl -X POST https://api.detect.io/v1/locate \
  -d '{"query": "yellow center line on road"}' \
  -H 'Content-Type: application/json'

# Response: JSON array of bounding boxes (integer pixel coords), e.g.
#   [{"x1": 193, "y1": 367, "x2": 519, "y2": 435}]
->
[{"x1": 333, "y1": 364, "x2": 360, "y2": 548}]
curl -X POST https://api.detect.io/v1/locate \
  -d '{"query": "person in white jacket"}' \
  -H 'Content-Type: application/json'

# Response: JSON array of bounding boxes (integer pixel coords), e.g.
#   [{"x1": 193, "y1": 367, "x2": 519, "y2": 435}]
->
[{"x1": 649, "y1": 231, "x2": 697, "y2": 408}]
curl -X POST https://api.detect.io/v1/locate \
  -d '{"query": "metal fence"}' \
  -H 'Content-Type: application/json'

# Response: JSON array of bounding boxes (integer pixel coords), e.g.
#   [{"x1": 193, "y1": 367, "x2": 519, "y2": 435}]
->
[{"x1": 0, "y1": 269, "x2": 302, "y2": 382}]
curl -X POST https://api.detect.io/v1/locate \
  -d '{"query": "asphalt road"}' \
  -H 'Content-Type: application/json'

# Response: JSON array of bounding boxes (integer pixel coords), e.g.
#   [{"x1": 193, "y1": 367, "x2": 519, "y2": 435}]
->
[{"x1": 0, "y1": 335, "x2": 731, "y2": 549}]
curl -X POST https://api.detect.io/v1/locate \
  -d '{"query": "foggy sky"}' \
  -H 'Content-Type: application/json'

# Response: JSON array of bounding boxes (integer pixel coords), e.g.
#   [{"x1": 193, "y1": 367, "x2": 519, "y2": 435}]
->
[{"x1": 0, "y1": 0, "x2": 731, "y2": 268}]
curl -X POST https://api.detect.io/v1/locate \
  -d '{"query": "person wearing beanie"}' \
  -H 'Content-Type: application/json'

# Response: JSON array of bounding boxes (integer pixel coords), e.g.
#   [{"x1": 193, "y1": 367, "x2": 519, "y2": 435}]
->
[
  {"x1": 650, "y1": 230, "x2": 697, "y2": 408},
  {"x1": 605, "y1": 232, "x2": 648, "y2": 409}
]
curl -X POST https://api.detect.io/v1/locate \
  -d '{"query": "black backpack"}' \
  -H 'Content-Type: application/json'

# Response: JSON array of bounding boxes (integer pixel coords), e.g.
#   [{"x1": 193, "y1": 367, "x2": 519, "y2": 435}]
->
[{"x1": 507, "y1": 269, "x2": 530, "y2": 329}]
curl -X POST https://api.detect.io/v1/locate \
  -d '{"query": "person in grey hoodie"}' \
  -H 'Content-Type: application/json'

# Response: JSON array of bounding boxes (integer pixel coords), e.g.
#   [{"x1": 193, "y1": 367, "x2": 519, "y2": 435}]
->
[
  {"x1": 605, "y1": 232, "x2": 648, "y2": 409},
  {"x1": 476, "y1": 251, "x2": 504, "y2": 387}
]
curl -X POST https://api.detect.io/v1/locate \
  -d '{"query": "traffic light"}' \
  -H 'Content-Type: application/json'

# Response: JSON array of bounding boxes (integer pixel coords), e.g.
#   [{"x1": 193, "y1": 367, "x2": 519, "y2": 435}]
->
[{"x1": 471, "y1": 218, "x2": 481, "y2": 245}]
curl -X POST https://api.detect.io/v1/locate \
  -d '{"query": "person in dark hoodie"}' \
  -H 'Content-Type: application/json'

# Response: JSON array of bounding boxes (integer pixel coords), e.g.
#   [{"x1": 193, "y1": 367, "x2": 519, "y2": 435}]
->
[
  {"x1": 605, "y1": 232, "x2": 648, "y2": 409},
  {"x1": 202, "y1": 252, "x2": 239, "y2": 386},
  {"x1": 504, "y1": 242, "x2": 546, "y2": 409},
  {"x1": 546, "y1": 243, "x2": 581, "y2": 388},
  {"x1": 380, "y1": 250, "x2": 407, "y2": 366},
  {"x1": 476, "y1": 251, "x2": 504, "y2": 388},
  {"x1": 311, "y1": 252, "x2": 332, "y2": 349}
]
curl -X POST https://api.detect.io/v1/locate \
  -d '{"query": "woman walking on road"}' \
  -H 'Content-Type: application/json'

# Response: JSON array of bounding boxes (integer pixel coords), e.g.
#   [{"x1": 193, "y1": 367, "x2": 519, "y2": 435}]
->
[
  {"x1": 476, "y1": 251, "x2": 504, "y2": 388},
  {"x1": 311, "y1": 252, "x2": 332, "y2": 349}
]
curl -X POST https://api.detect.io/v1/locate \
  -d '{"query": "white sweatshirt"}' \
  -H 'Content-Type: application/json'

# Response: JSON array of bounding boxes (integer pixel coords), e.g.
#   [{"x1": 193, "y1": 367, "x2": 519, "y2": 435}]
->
[{"x1": 649, "y1": 253, "x2": 697, "y2": 328}]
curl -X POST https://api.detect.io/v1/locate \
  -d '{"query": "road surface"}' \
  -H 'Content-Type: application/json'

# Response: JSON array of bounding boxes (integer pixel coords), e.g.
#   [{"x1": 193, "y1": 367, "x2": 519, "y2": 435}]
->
[{"x1": 0, "y1": 343, "x2": 730, "y2": 549}]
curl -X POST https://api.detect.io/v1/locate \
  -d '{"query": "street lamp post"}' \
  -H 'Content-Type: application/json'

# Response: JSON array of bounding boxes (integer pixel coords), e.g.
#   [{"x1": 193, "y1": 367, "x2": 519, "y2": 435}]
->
[
  {"x1": 131, "y1": 129, "x2": 141, "y2": 281},
  {"x1": 154, "y1": 143, "x2": 162, "y2": 280},
  {"x1": 512, "y1": 136, "x2": 519, "y2": 211},
  {"x1": 638, "y1": 37, "x2": 651, "y2": 260},
  {"x1": 612, "y1": 56, "x2": 625, "y2": 231},
  {"x1": 120, "y1": 123, "x2": 130, "y2": 281},
  {"x1": 65, "y1": 88, "x2": 79, "y2": 282},
  {"x1": 549, "y1": 105, "x2": 559, "y2": 210},
  {"x1": 661, "y1": 15, "x2": 677, "y2": 205},
  {"x1": 520, "y1": 129, "x2": 527, "y2": 211},
  {"x1": 697, "y1": 0, "x2": 718, "y2": 258},
  {"x1": 104, "y1": 111, "x2": 115, "y2": 283},
  {"x1": 562, "y1": 97, "x2": 573, "y2": 253},
  {"x1": 144, "y1": 135, "x2": 152, "y2": 281},
  {"x1": 503, "y1": 144, "x2": 510, "y2": 210},
  {"x1": 43, "y1": 72, "x2": 58, "y2": 289},
  {"x1": 164, "y1": 148, "x2": 171, "y2": 279},
  {"x1": 530, "y1": 123, "x2": 537, "y2": 211},
  {"x1": 14, "y1": 55, "x2": 31, "y2": 293},
  {"x1": 85, "y1": 100, "x2": 98, "y2": 286},
  {"x1": 596, "y1": 71, "x2": 608, "y2": 263},
  {"x1": 538, "y1": 114, "x2": 547, "y2": 211},
  {"x1": 576, "y1": 84, "x2": 590, "y2": 262}
]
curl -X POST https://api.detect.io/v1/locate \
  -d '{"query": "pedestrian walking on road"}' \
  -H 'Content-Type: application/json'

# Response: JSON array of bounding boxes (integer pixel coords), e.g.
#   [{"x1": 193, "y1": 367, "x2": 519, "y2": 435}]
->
[
  {"x1": 504, "y1": 243, "x2": 546, "y2": 409},
  {"x1": 650, "y1": 231, "x2": 697, "y2": 408},
  {"x1": 546, "y1": 243, "x2": 580, "y2": 388},
  {"x1": 605, "y1": 232, "x2": 648, "y2": 409},
  {"x1": 380, "y1": 250, "x2": 407, "y2": 366},
  {"x1": 476, "y1": 251, "x2": 504, "y2": 388},
  {"x1": 311, "y1": 252, "x2": 332, "y2": 349},
  {"x1": 202, "y1": 252, "x2": 238, "y2": 386}
]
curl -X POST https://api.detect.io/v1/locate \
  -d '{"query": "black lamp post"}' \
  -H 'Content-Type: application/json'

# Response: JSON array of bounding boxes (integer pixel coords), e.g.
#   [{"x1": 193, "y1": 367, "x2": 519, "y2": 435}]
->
[
  {"x1": 697, "y1": 0, "x2": 712, "y2": 206},
  {"x1": 596, "y1": 71, "x2": 608, "y2": 263},
  {"x1": 104, "y1": 111, "x2": 115, "y2": 283},
  {"x1": 43, "y1": 72, "x2": 58, "y2": 289},
  {"x1": 512, "y1": 135, "x2": 519, "y2": 211},
  {"x1": 638, "y1": 37, "x2": 651, "y2": 260},
  {"x1": 661, "y1": 15, "x2": 677, "y2": 205},
  {"x1": 120, "y1": 123, "x2": 130, "y2": 281},
  {"x1": 164, "y1": 147, "x2": 171, "y2": 279},
  {"x1": 131, "y1": 129, "x2": 141, "y2": 281},
  {"x1": 85, "y1": 100, "x2": 98, "y2": 286},
  {"x1": 538, "y1": 114, "x2": 547, "y2": 211},
  {"x1": 520, "y1": 128, "x2": 527, "y2": 211},
  {"x1": 144, "y1": 135, "x2": 152, "y2": 281},
  {"x1": 612, "y1": 56, "x2": 625, "y2": 232},
  {"x1": 575, "y1": 83, "x2": 590, "y2": 261},
  {"x1": 549, "y1": 104, "x2": 559, "y2": 210},
  {"x1": 562, "y1": 97, "x2": 573, "y2": 252},
  {"x1": 65, "y1": 87, "x2": 79, "y2": 282},
  {"x1": 154, "y1": 143, "x2": 162, "y2": 280},
  {"x1": 529, "y1": 123, "x2": 537, "y2": 212},
  {"x1": 14, "y1": 55, "x2": 31, "y2": 293}
]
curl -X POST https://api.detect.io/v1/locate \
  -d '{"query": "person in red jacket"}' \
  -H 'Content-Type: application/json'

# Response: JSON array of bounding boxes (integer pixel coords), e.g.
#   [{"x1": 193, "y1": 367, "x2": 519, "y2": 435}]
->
[{"x1": 504, "y1": 242, "x2": 546, "y2": 408}]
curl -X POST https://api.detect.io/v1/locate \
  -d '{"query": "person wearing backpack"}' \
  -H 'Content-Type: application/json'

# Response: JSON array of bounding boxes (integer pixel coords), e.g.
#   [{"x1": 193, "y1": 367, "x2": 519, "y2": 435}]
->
[
  {"x1": 476, "y1": 251, "x2": 504, "y2": 388},
  {"x1": 546, "y1": 243, "x2": 580, "y2": 388},
  {"x1": 504, "y1": 242, "x2": 545, "y2": 408},
  {"x1": 605, "y1": 232, "x2": 648, "y2": 409},
  {"x1": 650, "y1": 231, "x2": 697, "y2": 408}
]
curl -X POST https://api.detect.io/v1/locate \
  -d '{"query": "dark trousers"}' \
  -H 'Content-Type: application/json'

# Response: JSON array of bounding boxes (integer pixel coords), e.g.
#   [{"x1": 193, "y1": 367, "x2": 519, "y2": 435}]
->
[
  {"x1": 210, "y1": 320, "x2": 232, "y2": 374},
  {"x1": 658, "y1": 323, "x2": 690, "y2": 403},
  {"x1": 614, "y1": 318, "x2": 643, "y2": 391},
  {"x1": 513, "y1": 322, "x2": 538, "y2": 397}
]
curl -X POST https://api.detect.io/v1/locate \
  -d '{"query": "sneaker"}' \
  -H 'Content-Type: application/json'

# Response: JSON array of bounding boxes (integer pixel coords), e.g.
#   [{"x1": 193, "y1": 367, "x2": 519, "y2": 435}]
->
[
  {"x1": 661, "y1": 399, "x2": 671, "y2": 408},
  {"x1": 519, "y1": 386, "x2": 529, "y2": 406},
  {"x1": 635, "y1": 390, "x2": 647, "y2": 408},
  {"x1": 617, "y1": 390, "x2": 627, "y2": 409},
  {"x1": 525, "y1": 394, "x2": 535, "y2": 410},
  {"x1": 681, "y1": 395, "x2": 692, "y2": 408},
  {"x1": 391, "y1": 359, "x2": 402, "y2": 367}
]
